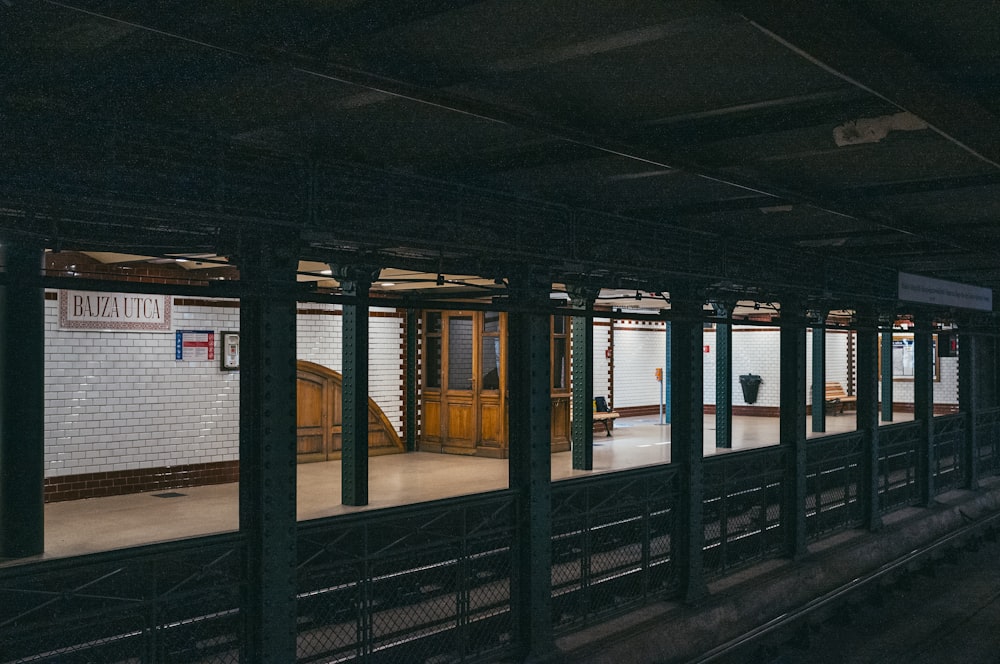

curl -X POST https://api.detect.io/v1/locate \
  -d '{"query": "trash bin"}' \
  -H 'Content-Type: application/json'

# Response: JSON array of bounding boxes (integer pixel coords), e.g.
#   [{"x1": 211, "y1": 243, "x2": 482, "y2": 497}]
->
[{"x1": 739, "y1": 374, "x2": 762, "y2": 404}]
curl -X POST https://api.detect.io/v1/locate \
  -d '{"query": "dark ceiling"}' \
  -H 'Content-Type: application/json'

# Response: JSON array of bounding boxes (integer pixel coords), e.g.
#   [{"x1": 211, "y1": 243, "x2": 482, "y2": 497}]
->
[{"x1": 3, "y1": 0, "x2": 1000, "y2": 309}]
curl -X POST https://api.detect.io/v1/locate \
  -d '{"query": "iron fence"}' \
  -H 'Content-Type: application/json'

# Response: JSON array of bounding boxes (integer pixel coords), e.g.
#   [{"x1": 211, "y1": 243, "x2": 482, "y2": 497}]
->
[
  {"x1": 0, "y1": 534, "x2": 244, "y2": 664},
  {"x1": 702, "y1": 446, "x2": 787, "y2": 578},
  {"x1": 877, "y1": 421, "x2": 922, "y2": 512},
  {"x1": 932, "y1": 414, "x2": 965, "y2": 494},
  {"x1": 976, "y1": 407, "x2": 1000, "y2": 476},
  {"x1": 7, "y1": 404, "x2": 1000, "y2": 664},
  {"x1": 805, "y1": 432, "x2": 865, "y2": 541},
  {"x1": 550, "y1": 466, "x2": 680, "y2": 633},
  {"x1": 295, "y1": 491, "x2": 517, "y2": 663}
]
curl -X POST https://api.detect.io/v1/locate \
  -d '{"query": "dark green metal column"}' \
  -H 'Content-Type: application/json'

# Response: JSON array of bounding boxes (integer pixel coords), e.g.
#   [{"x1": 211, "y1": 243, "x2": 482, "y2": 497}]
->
[
  {"x1": 811, "y1": 311, "x2": 827, "y2": 433},
  {"x1": 337, "y1": 266, "x2": 378, "y2": 507},
  {"x1": 663, "y1": 321, "x2": 672, "y2": 423},
  {"x1": 713, "y1": 303, "x2": 733, "y2": 449},
  {"x1": 855, "y1": 307, "x2": 882, "y2": 531},
  {"x1": 508, "y1": 273, "x2": 555, "y2": 661},
  {"x1": 0, "y1": 240, "x2": 45, "y2": 559},
  {"x1": 779, "y1": 299, "x2": 808, "y2": 559},
  {"x1": 405, "y1": 309, "x2": 419, "y2": 452},
  {"x1": 958, "y1": 326, "x2": 979, "y2": 490},
  {"x1": 569, "y1": 286, "x2": 599, "y2": 470},
  {"x1": 914, "y1": 314, "x2": 935, "y2": 506},
  {"x1": 881, "y1": 325, "x2": 894, "y2": 421},
  {"x1": 238, "y1": 227, "x2": 299, "y2": 663},
  {"x1": 671, "y1": 293, "x2": 707, "y2": 602}
]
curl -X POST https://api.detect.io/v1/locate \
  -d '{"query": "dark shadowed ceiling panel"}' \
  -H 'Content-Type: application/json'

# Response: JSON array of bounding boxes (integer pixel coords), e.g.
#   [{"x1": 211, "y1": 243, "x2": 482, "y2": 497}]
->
[{"x1": 2, "y1": 0, "x2": 999, "y2": 305}]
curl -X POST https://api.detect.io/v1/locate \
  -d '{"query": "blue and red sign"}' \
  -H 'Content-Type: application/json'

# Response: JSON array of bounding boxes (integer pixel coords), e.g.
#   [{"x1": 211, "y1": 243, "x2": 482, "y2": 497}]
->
[{"x1": 175, "y1": 330, "x2": 215, "y2": 361}]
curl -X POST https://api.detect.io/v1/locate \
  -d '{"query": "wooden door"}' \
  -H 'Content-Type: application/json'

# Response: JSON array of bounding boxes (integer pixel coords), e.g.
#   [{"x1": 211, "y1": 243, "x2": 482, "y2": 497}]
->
[
  {"x1": 550, "y1": 316, "x2": 571, "y2": 452},
  {"x1": 442, "y1": 314, "x2": 477, "y2": 453},
  {"x1": 477, "y1": 312, "x2": 506, "y2": 454}
]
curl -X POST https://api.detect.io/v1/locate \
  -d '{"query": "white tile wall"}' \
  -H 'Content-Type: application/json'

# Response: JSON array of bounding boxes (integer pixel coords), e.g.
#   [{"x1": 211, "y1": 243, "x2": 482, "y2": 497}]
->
[
  {"x1": 295, "y1": 304, "x2": 404, "y2": 434},
  {"x1": 729, "y1": 326, "x2": 782, "y2": 407},
  {"x1": 45, "y1": 296, "x2": 405, "y2": 479},
  {"x1": 611, "y1": 319, "x2": 668, "y2": 409},
  {"x1": 704, "y1": 327, "x2": 854, "y2": 407},
  {"x1": 45, "y1": 297, "x2": 241, "y2": 478},
  {"x1": 698, "y1": 327, "x2": 958, "y2": 409}
]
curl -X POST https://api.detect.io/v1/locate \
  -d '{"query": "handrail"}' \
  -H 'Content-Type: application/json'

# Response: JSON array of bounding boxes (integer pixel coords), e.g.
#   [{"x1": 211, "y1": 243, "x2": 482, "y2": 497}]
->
[{"x1": 0, "y1": 531, "x2": 244, "y2": 577}]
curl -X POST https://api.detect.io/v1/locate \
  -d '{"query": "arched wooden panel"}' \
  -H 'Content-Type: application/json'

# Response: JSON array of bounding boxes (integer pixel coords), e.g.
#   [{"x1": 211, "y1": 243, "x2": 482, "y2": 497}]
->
[
  {"x1": 296, "y1": 373, "x2": 327, "y2": 461},
  {"x1": 296, "y1": 361, "x2": 403, "y2": 462}
]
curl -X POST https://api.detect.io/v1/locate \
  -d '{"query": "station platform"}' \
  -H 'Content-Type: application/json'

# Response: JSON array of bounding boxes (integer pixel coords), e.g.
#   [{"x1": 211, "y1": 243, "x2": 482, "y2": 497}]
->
[
  {"x1": 0, "y1": 413, "x2": 912, "y2": 565},
  {"x1": 12, "y1": 413, "x2": 905, "y2": 564}
]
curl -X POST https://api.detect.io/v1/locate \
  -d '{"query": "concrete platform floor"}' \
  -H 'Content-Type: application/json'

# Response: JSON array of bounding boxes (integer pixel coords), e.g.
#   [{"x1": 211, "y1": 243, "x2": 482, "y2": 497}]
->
[{"x1": 16, "y1": 412, "x2": 912, "y2": 565}]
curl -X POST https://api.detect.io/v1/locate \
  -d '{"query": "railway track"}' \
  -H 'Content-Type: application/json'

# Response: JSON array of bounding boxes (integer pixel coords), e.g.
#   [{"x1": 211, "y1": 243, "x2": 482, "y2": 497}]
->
[{"x1": 693, "y1": 508, "x2": 1000, "y2": 664}]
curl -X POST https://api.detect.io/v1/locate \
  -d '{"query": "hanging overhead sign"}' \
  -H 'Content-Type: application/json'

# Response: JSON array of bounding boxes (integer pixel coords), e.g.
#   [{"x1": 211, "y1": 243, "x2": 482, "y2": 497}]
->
[
  {"x1": 59, "y1": 290, "x2": 172, "y2": 331},
  {"x1": 898, "y1": 272, "x2": 992, "y2": 311}
]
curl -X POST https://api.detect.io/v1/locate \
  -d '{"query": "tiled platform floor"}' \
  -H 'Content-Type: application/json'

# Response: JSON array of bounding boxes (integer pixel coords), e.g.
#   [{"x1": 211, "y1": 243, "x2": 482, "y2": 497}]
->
[{"x1": 15, "y1": 412, "x2": 911, "y2": 565}]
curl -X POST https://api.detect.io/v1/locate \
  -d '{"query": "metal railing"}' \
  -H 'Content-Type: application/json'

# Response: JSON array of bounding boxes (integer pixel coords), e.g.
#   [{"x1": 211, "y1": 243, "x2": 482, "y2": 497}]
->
[
  {"x1": 295, "y1": 491, "x2": 517, "y2": 664},
  {"x1": 933, "y1": 413, "x2": 965, "y2": 494},
  {"x1": 3, "y1": 406, "x2": 1000, "y2": 663},
  {"x1": 0, "y1": 534, "x2": 244, "y2": 664},
  {"x1": 551, "y1": 466, "x2": 680, "y2": 632},
  {"x1": 702, "y1": 446, "x2": 787, "y2": 578},
  {"x1": 976, "y1": 407, "x2": 1000, "y2": 477},
  {"x1": 877, "y1": 420, "x2": 922, "y2": 513},
  {"x1": 805, "y1": 431, "x2": 865, "y2": 541}
]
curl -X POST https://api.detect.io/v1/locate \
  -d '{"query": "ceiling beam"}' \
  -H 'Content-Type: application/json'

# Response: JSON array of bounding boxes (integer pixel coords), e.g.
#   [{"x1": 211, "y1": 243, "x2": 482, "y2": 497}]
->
[
  {"x1": 823, "y1": 173, "x2": 1000, "y2": 200},
  {"x1": 721, "y1": 0, "x2": 1000, "y2": 170},
  {"x1": 28, "y1": 0, "x2": 989, "y2": 265}
]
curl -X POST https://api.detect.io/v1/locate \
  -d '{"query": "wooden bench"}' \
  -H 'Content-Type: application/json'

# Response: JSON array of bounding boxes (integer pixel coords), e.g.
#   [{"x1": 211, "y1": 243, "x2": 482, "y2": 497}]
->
[
  {"x1": 593, "y1": 411, "x2": 620, "y2": 436},
  {"x1": 593, "y1": 396, "x2": 620, "y2": 436},
  {"x1": 825, "y1": 381, "x2": 857, "y2": 415}
]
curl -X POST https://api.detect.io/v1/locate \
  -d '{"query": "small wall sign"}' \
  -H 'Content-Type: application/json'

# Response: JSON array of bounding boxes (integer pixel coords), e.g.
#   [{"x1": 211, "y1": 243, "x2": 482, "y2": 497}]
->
[
  {"x1": 175, "y1": 330, "x2": 215, "y2": 361},
  {"x1": 220, "y1": 331, "x2": 240, "y2": 370}
]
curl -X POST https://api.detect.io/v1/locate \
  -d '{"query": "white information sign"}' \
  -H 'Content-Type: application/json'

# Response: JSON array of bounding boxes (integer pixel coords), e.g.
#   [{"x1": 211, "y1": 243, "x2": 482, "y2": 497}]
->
[{"x1": 898, "y1": 272, "x2": 992, "y2": 311}]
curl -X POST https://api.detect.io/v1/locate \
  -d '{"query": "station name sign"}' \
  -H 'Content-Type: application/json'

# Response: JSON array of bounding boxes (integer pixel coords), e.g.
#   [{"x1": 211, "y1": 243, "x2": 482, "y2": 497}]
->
[
  {"x1": 59, "y1": 290, "x2": 172, "y2": 332},
  {"x1": 898, "y1": 272, "x2": 993, "y2": 312}
]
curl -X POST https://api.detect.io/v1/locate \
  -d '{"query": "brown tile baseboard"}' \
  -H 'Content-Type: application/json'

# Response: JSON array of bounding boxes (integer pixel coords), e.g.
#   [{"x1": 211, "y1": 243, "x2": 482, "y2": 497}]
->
[
  {"x1": 44, "y1": 461, "x2": 239, "y2": 503},
  {"x1": 703, "y1": 405, "x2": 781, "y2": 417},
  {"x1": 614, "y1": 405, "x2": 661, "y2": 418}
]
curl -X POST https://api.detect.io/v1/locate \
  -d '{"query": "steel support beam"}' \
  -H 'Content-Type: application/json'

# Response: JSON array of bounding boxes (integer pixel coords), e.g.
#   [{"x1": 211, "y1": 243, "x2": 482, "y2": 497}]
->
[
  {"x1": 508, "y1": 273, "x2": 556, "y2": 661},
  {"x1": 779, "y1": 299, "x2": 808, "y2": 559},
  {"x1": 405, "y1": 308, "x2": 419, "y2": 452},
  {"x1": 670, "y1": 294, "x2": 707, "y2": 602},
  {"x1": 0, "y1": 240, "x2": 45, "y2": 559},
  {"x1": 338, "y1": 266, "x2": 379, "y2": 507},
  {"x1": 810, "y1": 311, "x2": 827, "y2": 433},
  {"x1": 881, "y1": 326, "x2": 894, "y2": 421},
  {"x1": 855, "y1": 307, "x2": 882, "y2": 531},
  {"x1": 663, "y1": 322, "x2": 672, "y2": 424},
  {"x1": 914, "y1": 315, "x2": 935, "y2": 506},
  {"x1": 958, "y1": 328, "x2": 979, "y2": 491},
  {"x1": 238, "y1": 227, "x2": 299, "y2": 663},
  {"x1": 569, "y1": 286, "x2": 599, "y2": 470},
  {"x1": 714, "y1": 303, "x2": 733, "y2": 449}
]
